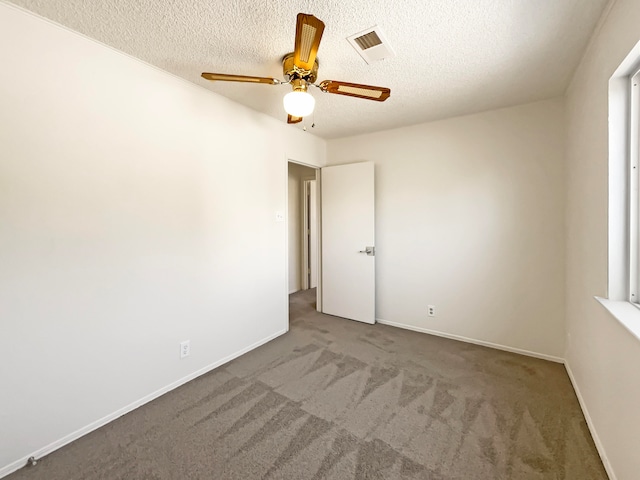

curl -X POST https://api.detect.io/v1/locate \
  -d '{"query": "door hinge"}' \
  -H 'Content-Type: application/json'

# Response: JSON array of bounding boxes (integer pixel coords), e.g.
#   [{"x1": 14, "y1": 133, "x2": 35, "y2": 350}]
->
[{"x1": 358, "y1": 246, "x2": 375, "y2": 256}]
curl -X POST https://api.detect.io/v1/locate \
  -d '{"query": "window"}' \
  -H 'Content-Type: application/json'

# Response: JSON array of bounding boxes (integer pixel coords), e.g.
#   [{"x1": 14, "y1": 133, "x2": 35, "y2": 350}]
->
[
  {"x1": 629, "y1": 69, "x2": 640, "y2": 305},
  {"x1": 597, "y1": 43, "x2": 640, "y2": 341},
  {"x1": 606, "y1": 42, "x2": 640, "y2": 304}
]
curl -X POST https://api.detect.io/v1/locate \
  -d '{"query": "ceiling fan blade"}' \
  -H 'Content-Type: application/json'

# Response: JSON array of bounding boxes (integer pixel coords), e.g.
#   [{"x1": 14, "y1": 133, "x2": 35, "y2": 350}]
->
[
  {"x1": 201, "y1": 72, "x2": 280, "y2": 84},
  {"x1": 293, "y1": 13, "x2": 325, "y2": 72},
  {"x1": 319, "y1": 80, "x2": 390, "y2": 102},
  {"x1": 287, "y1": 114, "x2": 303, "y2": 124}
]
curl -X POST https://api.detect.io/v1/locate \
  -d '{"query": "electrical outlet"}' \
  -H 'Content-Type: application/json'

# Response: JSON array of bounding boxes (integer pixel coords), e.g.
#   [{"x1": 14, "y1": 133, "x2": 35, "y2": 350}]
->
[
  {"x1": 180, "y1": 340, "x2": 190, "y2": 359},
  {"x1": 428, "y1": 305, "x2": 436, "y2": 317}
]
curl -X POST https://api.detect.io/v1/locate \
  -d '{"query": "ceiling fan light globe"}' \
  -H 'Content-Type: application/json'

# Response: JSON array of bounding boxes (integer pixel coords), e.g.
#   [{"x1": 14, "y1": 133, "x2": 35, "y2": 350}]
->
[{"x1": 283, "y1": 91, "x2": 315, "y2": 117}]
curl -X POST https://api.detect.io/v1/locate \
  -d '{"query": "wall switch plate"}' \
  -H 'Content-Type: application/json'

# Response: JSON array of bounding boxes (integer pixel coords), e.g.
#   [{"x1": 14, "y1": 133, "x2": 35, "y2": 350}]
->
[
  {"x1": 180, "y1": 340, "x2": 190, "y2": 358},
  {"x1": 428, "y1": 305, "x2": 435, "y2": 317}
]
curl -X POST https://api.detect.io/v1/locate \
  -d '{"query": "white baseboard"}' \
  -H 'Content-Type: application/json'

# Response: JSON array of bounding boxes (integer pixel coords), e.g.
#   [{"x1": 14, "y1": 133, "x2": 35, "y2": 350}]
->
[
  {"x1": 564, "y1": 362, "x2": 616, "y2": 480},
  {"x1": 376, "y1": 318, "x2": 565, "y2": 363},
  {"x1": 0, "y1": 328, "x2": 287, "y2": 479}
]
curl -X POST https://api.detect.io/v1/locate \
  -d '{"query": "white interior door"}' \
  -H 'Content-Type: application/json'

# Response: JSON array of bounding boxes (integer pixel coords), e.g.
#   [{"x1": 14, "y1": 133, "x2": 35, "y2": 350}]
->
[{"x1": 321, "y1": 162, "x2": 375, "y2": 324}]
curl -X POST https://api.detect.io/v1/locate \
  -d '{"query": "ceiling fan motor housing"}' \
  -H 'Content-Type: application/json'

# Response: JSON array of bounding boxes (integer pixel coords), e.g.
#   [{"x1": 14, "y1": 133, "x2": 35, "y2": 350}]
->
[{"x1": 282, "y1": 53, "x2": 318, "y2": 84}]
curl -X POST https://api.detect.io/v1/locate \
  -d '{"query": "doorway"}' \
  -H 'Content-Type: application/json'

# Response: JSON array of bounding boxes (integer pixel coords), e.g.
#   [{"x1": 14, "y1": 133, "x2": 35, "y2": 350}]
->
[
  {"x1": 287, "y1": 160, "x2": 376, "y2": 324},
  {"x1": 288, "y1": 162, "x2": 319, "y2": 297}
]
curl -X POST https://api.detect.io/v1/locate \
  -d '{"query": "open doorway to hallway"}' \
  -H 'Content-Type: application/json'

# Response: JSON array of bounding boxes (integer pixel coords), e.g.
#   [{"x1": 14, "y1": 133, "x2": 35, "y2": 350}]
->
[{"x1": 288, "y1": 162, "x2": 319, "y2": 295}]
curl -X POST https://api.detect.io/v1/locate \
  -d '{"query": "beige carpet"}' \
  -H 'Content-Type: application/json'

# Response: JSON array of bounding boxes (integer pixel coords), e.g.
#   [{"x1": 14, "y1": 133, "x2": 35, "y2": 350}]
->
[{"x1": 8, "y1": 289, "x2": 607, "y2": 479}]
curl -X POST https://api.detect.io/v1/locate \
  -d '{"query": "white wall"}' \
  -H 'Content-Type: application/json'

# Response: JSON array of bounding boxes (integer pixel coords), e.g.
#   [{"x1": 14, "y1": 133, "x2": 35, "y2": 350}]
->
[
  {"x1": 287, "y1": 163, "x2": 316, "y2": 293},
  {"x1": 565, "y1": 0, "x2": 640, "y2": 478},
  {"x1": 327, "y1": 98, "x2": 566, "y2": 359},
  {"x1": 0, "y1": 3, "x2": 325, "y2": 475}
]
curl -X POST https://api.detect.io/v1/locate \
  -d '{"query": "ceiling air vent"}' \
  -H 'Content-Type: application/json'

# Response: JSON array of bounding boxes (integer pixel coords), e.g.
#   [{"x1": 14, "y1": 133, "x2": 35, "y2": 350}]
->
[{"x1": 347, "y1": 26, "x2": 395, "y2": 65}]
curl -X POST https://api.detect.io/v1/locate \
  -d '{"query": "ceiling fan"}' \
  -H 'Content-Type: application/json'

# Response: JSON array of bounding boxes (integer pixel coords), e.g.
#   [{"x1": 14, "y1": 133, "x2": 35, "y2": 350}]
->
[{"x1": 201, "y1": 13, "x2": 391, "y2": 124}]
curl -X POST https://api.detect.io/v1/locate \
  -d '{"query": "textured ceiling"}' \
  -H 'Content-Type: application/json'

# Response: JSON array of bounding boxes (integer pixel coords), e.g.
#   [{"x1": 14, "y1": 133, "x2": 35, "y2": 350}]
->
[{"x1": 5, "y1": 0, "x2": 609, "y2": 139}]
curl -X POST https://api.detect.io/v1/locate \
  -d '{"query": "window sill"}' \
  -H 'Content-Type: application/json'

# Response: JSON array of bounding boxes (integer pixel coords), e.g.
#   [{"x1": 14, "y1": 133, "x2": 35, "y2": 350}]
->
[{"x1": 595, "y1": 297, "x2": 640, "y2": 341}]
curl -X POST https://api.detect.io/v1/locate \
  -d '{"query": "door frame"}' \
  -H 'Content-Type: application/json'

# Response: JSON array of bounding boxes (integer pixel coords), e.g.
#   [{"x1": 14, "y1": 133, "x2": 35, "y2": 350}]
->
[{"x1": 301, "y1": 177, "x2": 318, "y2": 290}]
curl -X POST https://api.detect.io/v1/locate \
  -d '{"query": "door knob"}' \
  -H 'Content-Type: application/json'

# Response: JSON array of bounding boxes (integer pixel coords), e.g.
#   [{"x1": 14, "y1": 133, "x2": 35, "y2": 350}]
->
[{"x1": 358, "y1": 246, "x2": 375, "y2": 256}]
